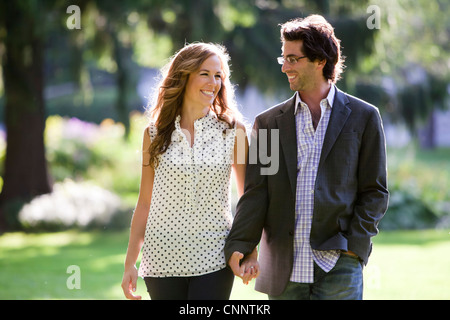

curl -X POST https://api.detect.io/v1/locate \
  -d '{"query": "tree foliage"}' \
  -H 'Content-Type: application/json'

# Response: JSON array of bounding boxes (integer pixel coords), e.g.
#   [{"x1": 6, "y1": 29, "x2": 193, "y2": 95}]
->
[
  {"x1": 0, "y1": 0, "x2": 448, "y2": 230},
  {"x1": 356, "y1": 0, "x2": 449, "y2": 134}
]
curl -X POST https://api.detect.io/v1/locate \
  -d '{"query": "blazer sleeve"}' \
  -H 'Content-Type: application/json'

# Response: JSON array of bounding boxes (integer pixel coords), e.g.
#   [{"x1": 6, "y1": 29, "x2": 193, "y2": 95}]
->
[
  {"x1": 347, "y1": 107, "x2": 389, "y2": 262},
  {"x1": 224, "y1": 116, "x2": 268, "y2": 262}
]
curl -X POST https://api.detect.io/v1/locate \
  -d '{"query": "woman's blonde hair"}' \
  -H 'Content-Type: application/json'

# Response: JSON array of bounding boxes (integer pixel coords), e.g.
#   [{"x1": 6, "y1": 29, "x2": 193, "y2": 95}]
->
[{"x1": 146, "y1": 42, "x2": 241, "y2": 168}]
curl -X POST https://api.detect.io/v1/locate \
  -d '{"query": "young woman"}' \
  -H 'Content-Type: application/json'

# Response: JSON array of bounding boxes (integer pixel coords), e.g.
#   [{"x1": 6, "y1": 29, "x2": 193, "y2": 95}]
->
[{"x1": 121, "y1": 43, "x2": 259, "y2": 300}]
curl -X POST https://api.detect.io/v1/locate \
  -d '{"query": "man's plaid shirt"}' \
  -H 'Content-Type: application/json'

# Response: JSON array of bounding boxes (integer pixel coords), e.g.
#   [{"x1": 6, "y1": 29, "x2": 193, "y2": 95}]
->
[{"x1": 290, "y1": 85, "x2": 341, "y2": 283}]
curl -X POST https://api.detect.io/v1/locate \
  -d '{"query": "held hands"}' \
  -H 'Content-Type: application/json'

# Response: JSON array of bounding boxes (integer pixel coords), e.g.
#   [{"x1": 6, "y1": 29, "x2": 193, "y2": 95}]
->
[
  {"x1": 228, "y1": 248, "x2": 260, "y2": 285},
  {"x1": 121, "y1": 265, "x2": 142, "y2": 300}
]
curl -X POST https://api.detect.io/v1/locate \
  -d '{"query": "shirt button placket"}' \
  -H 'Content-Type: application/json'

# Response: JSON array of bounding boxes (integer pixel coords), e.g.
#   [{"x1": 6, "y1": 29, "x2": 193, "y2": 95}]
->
[{"x1": 184, "y1": 142, "x2": 194, "y2": 215}]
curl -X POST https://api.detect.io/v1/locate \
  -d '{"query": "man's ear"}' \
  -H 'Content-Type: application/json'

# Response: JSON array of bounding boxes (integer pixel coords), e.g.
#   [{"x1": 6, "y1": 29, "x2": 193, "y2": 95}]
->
[{"x1": 316, "y1": 58, "x2": 327, "y2": 69}]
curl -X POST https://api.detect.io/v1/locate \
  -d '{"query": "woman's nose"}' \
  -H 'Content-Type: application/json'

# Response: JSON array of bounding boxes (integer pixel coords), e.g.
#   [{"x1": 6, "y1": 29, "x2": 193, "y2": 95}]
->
[{"x1": 212, "y1": 76, "x2": 221, "y2": 87}]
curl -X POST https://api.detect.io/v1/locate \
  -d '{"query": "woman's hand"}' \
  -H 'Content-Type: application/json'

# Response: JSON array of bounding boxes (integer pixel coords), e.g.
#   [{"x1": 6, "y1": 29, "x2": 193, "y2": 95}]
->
[{"x1": 121, "y1": 265, "x2": 142, "y2": 300}]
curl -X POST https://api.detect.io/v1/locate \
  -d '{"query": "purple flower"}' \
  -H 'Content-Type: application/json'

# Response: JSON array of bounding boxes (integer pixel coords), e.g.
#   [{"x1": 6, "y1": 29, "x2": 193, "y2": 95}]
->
[{"x1": 63, "y1": 117, "x2": 99, "y2": 144}]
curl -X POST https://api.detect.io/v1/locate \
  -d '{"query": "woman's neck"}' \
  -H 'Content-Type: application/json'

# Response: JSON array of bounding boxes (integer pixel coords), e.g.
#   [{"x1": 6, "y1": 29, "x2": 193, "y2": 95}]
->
[{"x1": 179, "y1": 104, "x2": 210, "y2": 130}]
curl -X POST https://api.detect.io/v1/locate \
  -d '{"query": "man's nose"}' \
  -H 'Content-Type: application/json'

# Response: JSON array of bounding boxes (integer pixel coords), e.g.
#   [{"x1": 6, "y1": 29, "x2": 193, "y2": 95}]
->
[{"x1": 281, "y1": 61, "x2": 289, "y2": 73}]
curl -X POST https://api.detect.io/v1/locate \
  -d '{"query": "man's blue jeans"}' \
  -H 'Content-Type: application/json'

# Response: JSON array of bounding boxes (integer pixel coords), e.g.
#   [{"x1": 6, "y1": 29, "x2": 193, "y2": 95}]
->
[{"x1": 269, "y1": 253, "x2": 363, "y2": 300}]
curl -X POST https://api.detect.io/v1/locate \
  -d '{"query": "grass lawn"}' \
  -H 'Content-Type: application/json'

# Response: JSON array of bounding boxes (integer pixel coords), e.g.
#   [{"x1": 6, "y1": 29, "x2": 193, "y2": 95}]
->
[{"x1": 0, "y1": 229, "x2": 448, "y2": 300}]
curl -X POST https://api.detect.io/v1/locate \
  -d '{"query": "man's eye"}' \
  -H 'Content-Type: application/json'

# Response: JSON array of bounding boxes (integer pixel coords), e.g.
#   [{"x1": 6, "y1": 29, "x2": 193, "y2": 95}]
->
[{"x1": 287, "y1": 57, "x2": 296, "y2": 63}]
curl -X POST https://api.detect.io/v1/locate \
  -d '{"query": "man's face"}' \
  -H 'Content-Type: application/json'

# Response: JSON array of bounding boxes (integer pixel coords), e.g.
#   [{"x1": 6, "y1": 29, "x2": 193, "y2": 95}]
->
[{"x1": 281, "y1": 40, "x2": 321, "y2": 92}]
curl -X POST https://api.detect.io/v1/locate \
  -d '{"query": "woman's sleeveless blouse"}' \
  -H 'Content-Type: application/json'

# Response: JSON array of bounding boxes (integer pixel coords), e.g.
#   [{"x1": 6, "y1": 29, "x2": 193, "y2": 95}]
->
[{"x1": 138, "y1": 112, "x2": 236, "y2": 277}]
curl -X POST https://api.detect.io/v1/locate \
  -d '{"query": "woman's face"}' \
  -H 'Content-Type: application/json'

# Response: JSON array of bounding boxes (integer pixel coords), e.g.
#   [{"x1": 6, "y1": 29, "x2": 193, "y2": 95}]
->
[{"x1": 183, "y1": 54, "x2": 223, "y2": 109}]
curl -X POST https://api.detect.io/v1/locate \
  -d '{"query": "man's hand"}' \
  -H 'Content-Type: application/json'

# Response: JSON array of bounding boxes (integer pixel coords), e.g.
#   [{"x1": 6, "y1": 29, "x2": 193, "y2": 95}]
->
[
  {"x1": 228, "y1": 249, "x2": 260, "y2": 285},
  {"x1": 228, "y1": 251, "x2": 245, "y2": 278}
]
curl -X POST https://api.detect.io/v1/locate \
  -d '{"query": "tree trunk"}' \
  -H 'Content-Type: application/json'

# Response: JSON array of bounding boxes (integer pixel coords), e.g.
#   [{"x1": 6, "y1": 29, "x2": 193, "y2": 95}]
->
[
  {"x1": 0, "y1": 2, "x2": 52, "y2": 230},
  {"x1": 110, "y1": 27, "x2": 130, "y2": 138}
]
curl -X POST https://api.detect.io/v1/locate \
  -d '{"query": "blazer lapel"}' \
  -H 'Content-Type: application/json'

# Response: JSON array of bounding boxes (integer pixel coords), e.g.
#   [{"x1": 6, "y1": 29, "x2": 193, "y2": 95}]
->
[
  {"x1": 319, "y1": 88, "x2": 351, "y2": 170},
  {"x1": 275, "y1": 96, "x2": 297, "y2": 197}
]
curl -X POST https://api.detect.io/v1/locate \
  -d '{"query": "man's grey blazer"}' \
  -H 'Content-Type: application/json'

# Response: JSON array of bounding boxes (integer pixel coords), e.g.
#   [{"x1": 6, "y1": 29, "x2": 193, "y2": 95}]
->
[{"x1": 224, "y1": 87, "x2": 389, "y2": 296}]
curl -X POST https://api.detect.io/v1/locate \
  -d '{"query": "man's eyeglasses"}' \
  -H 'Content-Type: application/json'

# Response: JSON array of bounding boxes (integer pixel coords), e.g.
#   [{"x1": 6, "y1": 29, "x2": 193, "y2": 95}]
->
[{"x1": 277, "y1": 55, "x2": 307, "y2": 65}]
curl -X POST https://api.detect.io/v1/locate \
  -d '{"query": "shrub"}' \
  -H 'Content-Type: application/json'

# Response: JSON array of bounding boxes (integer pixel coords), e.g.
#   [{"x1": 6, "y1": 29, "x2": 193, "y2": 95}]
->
[
  {"x1": 383, "y1": 146, "x2": 450, "y2": 230},
  {"x1": 45, "y1": 114, "x2": 144, "y2": 201},
  {"x1": 45, "y1": 116, "x2": 114, "y2": 181},
  {"x1": 379, "y1": 187, "x2": 439, "y2": 230},
  {"x1": 18, "y1": 179, "x2": 131, "y2": 231}
]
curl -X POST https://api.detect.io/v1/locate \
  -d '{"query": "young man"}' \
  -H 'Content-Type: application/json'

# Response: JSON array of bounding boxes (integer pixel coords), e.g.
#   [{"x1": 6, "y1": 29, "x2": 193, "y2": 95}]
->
[{"x1": 225, "y1": 15, "x2": 389, "y2": 300}]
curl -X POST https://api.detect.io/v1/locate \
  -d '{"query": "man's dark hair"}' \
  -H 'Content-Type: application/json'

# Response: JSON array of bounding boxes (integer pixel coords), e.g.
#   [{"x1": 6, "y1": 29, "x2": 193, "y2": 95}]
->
[{"x1": 280, "y1": 15, "x2": 345, "y2": 83}]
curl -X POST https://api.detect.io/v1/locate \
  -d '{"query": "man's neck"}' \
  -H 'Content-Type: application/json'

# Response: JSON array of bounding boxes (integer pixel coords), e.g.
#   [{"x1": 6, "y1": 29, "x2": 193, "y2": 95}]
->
[{"x1": 298, "y1": 80, "x2": 331, "y2": 109}]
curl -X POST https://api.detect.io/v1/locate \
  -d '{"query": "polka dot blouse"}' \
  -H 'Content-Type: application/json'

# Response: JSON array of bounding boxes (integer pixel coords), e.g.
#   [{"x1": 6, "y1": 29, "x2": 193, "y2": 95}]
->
[{"x1": 138, "y1": 111, "x2": 237, "y2": 278}]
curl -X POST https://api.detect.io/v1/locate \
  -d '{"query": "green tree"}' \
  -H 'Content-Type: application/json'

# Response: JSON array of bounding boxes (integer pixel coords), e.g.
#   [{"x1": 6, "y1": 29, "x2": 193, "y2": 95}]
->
[
  {"x1": 0, "y1": 0, "x2": 92, "y2": 230},
  {"x1": 0, "y1": 1, "x2": 54, "y2": 229},
  {"x1": 357, "y1": 0, "x2": 449, "y2": 142},
  {"x1": 0, "y1": 0, "x2": 388, "y2": 231}
]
